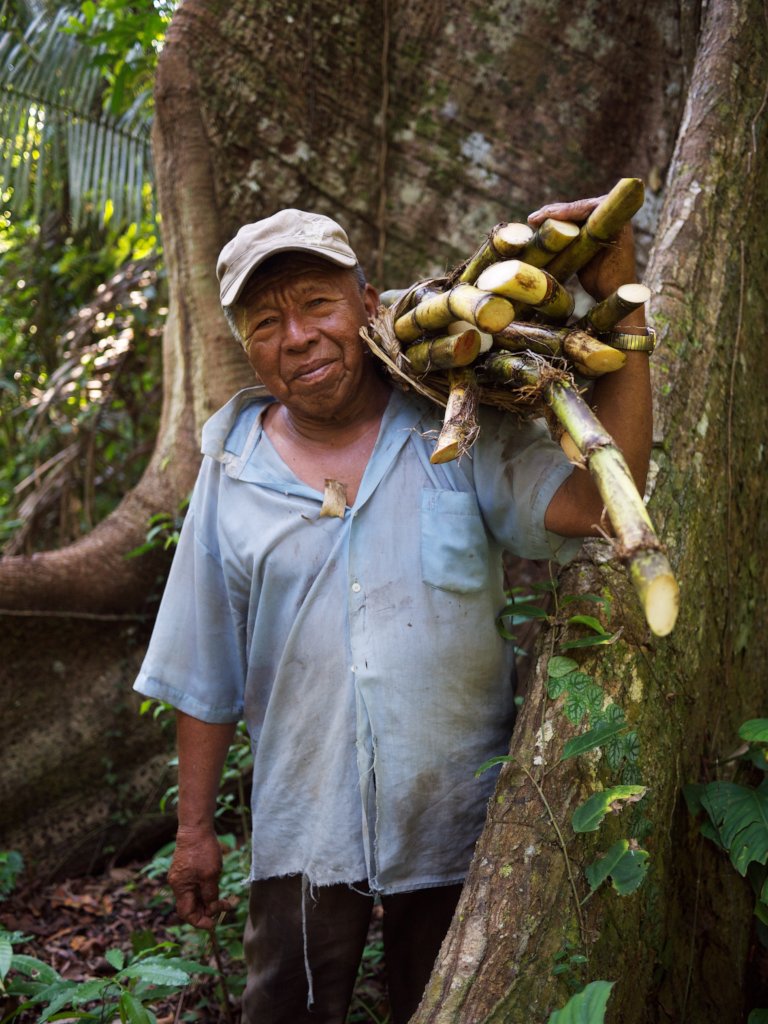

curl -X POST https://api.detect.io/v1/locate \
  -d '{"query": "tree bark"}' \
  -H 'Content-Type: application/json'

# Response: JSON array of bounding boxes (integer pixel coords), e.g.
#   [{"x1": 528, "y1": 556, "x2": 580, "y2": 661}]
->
[{"x1": 2, "y1": 0, "x2": 767, "y2": 1019}]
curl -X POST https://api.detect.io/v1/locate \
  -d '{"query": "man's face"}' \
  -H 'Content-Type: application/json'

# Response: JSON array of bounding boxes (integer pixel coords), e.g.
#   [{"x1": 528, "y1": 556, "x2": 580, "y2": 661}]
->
[{"x1": 239, "y1": 256, "x2": 379, "y2": 422}]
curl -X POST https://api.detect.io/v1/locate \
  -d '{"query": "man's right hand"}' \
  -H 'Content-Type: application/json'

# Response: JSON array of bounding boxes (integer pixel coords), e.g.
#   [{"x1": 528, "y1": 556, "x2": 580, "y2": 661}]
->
[{"x1": 168, "y1": 824, "x2": 234, "y2": 929}]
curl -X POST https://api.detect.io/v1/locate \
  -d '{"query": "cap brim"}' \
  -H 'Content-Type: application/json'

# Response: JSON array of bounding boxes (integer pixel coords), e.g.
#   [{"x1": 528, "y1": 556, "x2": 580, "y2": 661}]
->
[{"x1": 220, "y1": 244, "x2": 357, "y2": 305}]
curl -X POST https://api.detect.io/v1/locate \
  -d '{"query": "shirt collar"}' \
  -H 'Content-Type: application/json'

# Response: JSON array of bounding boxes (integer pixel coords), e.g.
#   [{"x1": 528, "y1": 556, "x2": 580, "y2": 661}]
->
[
  {"x1": 200, "y1": 383, "x2": 437, "y2": 500},
  {"x1": 201, "y1": 385, "x2": 272, "y2": 464}
]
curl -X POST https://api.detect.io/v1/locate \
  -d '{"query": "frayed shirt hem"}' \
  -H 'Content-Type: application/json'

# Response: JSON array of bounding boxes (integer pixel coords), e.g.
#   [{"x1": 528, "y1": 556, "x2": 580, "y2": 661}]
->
[{"x1": 247, "y1": 866, "x2": 467, "y2": 895}]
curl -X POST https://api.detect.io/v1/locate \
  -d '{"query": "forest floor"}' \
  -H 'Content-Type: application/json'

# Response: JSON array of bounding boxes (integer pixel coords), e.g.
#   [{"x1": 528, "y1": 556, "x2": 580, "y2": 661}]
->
[{"x1": 0, "y1": 857, "x2": 390, "y2": 1023}]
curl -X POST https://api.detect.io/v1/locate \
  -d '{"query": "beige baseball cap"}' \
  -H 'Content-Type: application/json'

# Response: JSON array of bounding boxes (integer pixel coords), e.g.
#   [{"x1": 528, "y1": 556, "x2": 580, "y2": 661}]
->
[{"x1": 217, "y1": 208, "x2": 358, "y2": 305}]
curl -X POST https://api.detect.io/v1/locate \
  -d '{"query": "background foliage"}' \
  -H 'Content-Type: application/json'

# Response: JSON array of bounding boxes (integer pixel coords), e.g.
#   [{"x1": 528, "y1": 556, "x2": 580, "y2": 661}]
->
[{"x1": 0, "y1": 0, "x2": 175, "y2": 553}]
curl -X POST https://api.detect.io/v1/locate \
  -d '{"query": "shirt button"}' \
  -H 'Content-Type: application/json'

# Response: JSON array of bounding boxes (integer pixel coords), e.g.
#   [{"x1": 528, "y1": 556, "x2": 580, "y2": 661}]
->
[{"x1": 351, "y1": 581, "x2": 361, "y2": 593}]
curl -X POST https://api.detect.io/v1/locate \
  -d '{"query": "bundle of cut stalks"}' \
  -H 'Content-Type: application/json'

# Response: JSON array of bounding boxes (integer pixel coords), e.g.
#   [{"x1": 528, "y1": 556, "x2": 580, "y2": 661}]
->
[{"x1": 364, "y1": 178, "x2": 679, "y2": 637}]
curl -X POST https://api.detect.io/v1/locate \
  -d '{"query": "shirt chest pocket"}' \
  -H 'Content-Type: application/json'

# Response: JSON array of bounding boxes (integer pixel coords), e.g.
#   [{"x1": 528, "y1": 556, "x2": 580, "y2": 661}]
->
[{"x1": 420, "y1": 488, "x2": 491, "y2": 594}]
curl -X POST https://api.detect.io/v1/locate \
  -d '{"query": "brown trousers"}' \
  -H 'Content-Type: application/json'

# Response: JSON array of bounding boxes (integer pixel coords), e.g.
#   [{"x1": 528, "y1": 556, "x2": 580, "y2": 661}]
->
[{"x1": 242, "y1": 875, "x2": 462, "y2": 1024}]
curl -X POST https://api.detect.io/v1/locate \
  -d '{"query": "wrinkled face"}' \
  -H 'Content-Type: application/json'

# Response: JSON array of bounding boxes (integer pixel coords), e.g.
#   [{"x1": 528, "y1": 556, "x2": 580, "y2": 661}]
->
[{"x1": 239, "y1": 255, "x2": 379, "y2": 423}]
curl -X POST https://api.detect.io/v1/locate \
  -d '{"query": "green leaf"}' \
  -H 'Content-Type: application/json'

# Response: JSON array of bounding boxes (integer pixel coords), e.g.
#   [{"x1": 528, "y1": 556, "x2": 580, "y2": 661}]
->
[
  {"x1": 562, "y1": 676, "x2": 605, "y2": 724},
  {"x1": 0, "y1": 932, "x2": 12, "y2": 980},
  {"x1": 105, "y1": 948, "x2": 125, "y2": 971},
  {"x1": 566, "y1": 674, "x2": 589, "y2": 695},
  {"x1": 8, "y1": 953, "x2": 61, "y2": 985},
  {"x1": 585, "y1": 840, "x2": 649, "y2": 894},
  {"x1": 549, "y1": 670, "x2": 593, "y2": 703},
  {"x1": 475, "y1": 754, "x2": 513, "y2": 777},
  {"x1": 109, "y1": 63, "x2": 129, "y2": 117},
  {"x1": 151, "y1": 956, "x2": 216, "y2": 976},
  {"x1": 70, "y1": 978, "x2": 115, "y2": 1004},
  {"x1": 505, "y1": 602, "x2": 550, "y2": 620},
  {"x1": 621, "y1": 731, "x2": 640, "y2": 763},
  {"x1": 532, "y1": 579, "x2": 558, "y2": 594},
  {"x1": 611, "y1": 847, "x2": 650, "y2": 894},
  {"x1": 740, "y1": 720, "x2": 768, "y2": 743},
  {"x1": 559, "y1": 633, "x2": 616, "y2": 651},
  {"x1": 117, "y1": 962, "x2": 191, "y2": 987},
  {"x1": 496, "y1": 622, "x2": 518, "y2": 642},
  {"x1": 0, "y1": 850, "x2": 24, "y2": 897},
  {"x1": 747, "y1": 1011, "x2": 768, "y2": 1024},
  {"x1": 699, "y1": 818, "x2": 726, "y2": 851},
  {"x1": 119, "y1": 990, "x2": 154, "y2": 1024},
  {"x1": 547, "y1": 980, "x2": 615, "y2": 1023},
  {"x1": 25, "y1": 979, "x2": 82, "y2": 1020},
  {"x1": 548, "y1": 656, "x2": 579, "y2": 678},
  {"x1": 561, "y1": 720, "x2": 629, "y2": 762},
  {"x1": 130, "y1": 930, "x2": 163, "y2": 956},
  {"x1": 0, "y1": 7, "x2": 155, "y2": 230},
  {"x1": 572, "y1": 786, "x2": 647, "y2": 833},
  {"x1": 564, "y1": 690, "x2": 590, "y2": 726},
  {"x1": 682, "y1": 783, "x2": 707, "y2": 816},
  {"x1": 565, "y1": 614, "x2": 609, "y2": 635},
  {"x1": 605, "y1": 730, "x2": 639, "y2": 771},
  {"x1": 699, "y1": 780, "x2": 768, "y2": 875},
  {"x1": 583, "y1": 683, "x2": 605, "y2": 719},
  {"x1": 548, "y1": 675, "x2": 569, "y2": 700},
  {"x1": 746, "y1": 746, "x2": 768, "y2": 771}
]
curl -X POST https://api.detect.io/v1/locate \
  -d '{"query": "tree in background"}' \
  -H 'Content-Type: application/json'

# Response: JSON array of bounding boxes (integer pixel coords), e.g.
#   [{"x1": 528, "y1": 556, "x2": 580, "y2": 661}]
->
[{"x1": 1, "y1": 0, "x2": 767, "y2": 1019}]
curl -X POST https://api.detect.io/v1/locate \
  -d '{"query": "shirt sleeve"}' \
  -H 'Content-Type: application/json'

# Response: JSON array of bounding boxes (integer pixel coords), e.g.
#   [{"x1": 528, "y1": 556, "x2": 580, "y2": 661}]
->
[
  {"x1": 470, "y1": 409, "x2": 583, "y2": 564},
  {"x1": 133, "y1": 459, "x2": 247, "y2": 723}
]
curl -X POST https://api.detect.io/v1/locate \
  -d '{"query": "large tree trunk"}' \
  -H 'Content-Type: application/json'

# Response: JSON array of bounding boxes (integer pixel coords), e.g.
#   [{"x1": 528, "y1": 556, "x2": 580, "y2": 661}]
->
[{"x1": 2, "y1": 0, "x2": 766, "y2": 1018}]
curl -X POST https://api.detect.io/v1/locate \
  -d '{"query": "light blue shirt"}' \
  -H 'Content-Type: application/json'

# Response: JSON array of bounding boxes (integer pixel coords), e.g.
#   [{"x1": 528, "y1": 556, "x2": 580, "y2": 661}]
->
[{"x1": 134, "y1": 386, "x2": 580, "y2": 893}]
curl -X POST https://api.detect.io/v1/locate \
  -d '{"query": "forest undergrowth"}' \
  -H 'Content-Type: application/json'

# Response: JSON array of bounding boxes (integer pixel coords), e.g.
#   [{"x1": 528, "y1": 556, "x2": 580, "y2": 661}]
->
[{"x1": 0, "y1": 855, "x2": 390, "y2": 1023}]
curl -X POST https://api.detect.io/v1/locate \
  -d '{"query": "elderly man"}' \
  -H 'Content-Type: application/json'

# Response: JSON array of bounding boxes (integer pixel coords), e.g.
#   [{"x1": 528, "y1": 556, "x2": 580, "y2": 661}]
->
[{"x1": 134, "y1": 204, "x2": 652, "y2": 1023}]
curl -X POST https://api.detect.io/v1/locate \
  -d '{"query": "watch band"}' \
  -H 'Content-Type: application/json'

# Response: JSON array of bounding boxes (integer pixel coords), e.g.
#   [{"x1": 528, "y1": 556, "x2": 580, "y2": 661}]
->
[{"x1": 606, "y1": 327, "x2": 656, "y2": 354}]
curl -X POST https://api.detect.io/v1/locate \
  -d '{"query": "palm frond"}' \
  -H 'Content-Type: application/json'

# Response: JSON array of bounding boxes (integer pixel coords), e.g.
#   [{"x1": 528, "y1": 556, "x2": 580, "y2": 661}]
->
[{"x1": 0, "y1": 6, "x2": 154, "y2": 229}]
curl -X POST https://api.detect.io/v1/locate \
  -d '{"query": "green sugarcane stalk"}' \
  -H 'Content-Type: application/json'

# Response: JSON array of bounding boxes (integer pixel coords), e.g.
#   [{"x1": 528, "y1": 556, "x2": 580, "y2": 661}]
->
[
  {"x1": 430, "y1": 368, "x2": 480, "y2": 464},
  {"x1": 480, "y1": 351, "x2": 679, "y2": 636},
  {"x1": 493, "y1": 323, "x2": 626, "y2": 375},
  {"x1": 545, "y1": 178, "x2": 646, "y2": 283},
  {"x1": 394, "y1": 283, "x2": 515, "y2": 343},
  {"x1": 578, "y1": 283, "x2": 651, "y2": 334},
  {"x1": 518, "y1": 218, "x2": 580, "y2": 268},
  {"x1": 405, "y1": 328, "x2": 482, "y2": 374},
  {"x1": 493, "y1": 322, "x2": 565, "y2": 357},
  {"x1": 458, "y1": 222, "x2": 534, "y2": 283},
  {"x1": 379, "y1": 288, "x2": 406, "y2": 308},
  {"x1": 475, "y1": 260, "x2": 574, "y2": 322},
  {"x1": 561, "y1": 331, "x2": 627, "y2": 376}
]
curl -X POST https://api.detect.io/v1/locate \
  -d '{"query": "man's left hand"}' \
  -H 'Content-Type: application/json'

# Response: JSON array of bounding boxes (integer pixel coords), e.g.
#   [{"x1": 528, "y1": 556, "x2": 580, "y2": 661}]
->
[{"x1": 527, "y1": 196, "x2": 637, "y2": 302}]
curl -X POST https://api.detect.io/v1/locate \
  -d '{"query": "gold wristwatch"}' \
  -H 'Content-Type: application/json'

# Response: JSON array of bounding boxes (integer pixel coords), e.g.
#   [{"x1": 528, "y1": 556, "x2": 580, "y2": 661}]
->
[{"x1": 605, "y1": 327, "x2": 657, "y2": 354}]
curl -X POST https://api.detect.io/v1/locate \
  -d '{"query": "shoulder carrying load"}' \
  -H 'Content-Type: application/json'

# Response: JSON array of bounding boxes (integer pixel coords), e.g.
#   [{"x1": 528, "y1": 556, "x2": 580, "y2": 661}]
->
[{"x1": 364, "y1": 178, "x2": 678, "y2": 638}]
